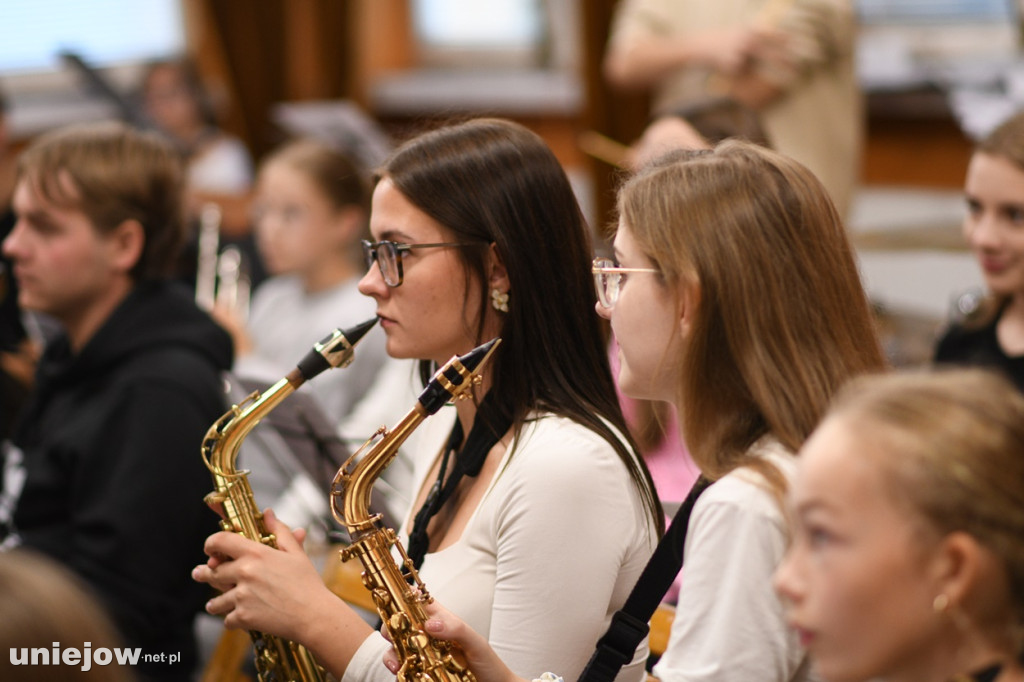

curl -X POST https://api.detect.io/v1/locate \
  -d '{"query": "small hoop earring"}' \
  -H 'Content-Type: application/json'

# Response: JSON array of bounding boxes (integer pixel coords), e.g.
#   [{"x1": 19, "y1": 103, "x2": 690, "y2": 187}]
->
[
  {"x1": 491, "y1": 288, "x2": 509, "y2": 313},
  {"x1": 933, "y1": 594, "x2": 950, "y2": 613}
]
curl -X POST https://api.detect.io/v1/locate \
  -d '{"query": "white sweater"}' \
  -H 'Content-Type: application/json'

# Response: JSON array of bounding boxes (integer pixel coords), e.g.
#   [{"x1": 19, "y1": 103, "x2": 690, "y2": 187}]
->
[
  {"x1": 343, "y1": 410, "x2": 658, "y2": 682},
  {"x1": 653, "y1": 439, "x2": 821, "y2": 682}
]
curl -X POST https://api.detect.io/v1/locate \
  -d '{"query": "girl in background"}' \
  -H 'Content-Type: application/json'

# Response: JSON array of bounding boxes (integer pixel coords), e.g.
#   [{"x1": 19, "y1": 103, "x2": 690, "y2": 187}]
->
[
  {"x1": 935, "y1": 111, "x2": 1024, "y2": 392},
  {"x1": 215, "y1": 138, "x2": 387, "y2": 423}
]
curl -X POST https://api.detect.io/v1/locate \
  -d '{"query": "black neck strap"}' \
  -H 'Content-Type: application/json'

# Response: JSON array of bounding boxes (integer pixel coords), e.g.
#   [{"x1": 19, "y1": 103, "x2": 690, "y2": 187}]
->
[
  {"x1": 406, "y1": 393, "x2": 511, "y2": 570},
  {"x1": 577, "y1": 475, "x2": 713, "y2": 682}
]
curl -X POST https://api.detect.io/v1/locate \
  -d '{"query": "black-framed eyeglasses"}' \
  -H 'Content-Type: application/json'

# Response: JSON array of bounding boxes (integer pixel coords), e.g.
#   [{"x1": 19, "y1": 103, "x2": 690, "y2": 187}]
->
[
  {"x1": 592, "y1": 257, "x2": 659, "y2": 309},
  {"x1": 361, "y1": 239, "x2": 488, "y2": 287}
]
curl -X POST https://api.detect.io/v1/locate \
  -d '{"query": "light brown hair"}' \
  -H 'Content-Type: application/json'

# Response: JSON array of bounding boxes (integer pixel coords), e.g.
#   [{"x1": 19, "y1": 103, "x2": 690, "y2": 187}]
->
[
  {"x1": 258, "y1": 138, "x2": 371, "y2": 265},
  {"x1": 259, "y1": 137, "x2": 370, "y2": 215},
  {"x1": 964, "y1": 111, "x2": 1024, "y2": 327},
  {"x1": 825, "y1": 368, "x2": 1024, "y2": 652},
  {"x1": 0, "y1": 549, "x2": 134, "y2": 681},
  {"x1": 17, "y1": 121, "x2": 185, "y2": 281},
  {"x1": 617, "y1": 141, "x2": 886, "y2": 488}
]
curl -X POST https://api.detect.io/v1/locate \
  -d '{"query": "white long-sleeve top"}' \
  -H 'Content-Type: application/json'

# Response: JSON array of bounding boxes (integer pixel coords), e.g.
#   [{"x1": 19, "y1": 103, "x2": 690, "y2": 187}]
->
[
  {"x1": 343, "y1": 409, "x2": 658, "y2": 682},
  {"x1": 653, "y1": 439, "x2": 821, "y2": 682}
]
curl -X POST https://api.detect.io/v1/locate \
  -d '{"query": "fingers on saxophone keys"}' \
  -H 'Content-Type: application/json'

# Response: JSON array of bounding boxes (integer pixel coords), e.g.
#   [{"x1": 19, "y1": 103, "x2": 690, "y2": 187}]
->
[
  {"x1": 204, "y1": 592, "x2": 236, "y2": 617},
  {"x1": 203, "y1": 529, "x2": 252, "y2": 561}
]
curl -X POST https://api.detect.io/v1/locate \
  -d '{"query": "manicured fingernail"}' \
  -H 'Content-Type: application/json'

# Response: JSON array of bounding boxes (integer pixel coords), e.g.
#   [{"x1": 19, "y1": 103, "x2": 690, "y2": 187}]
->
[{"x1": 424, "y1": 619, "x2": 443, "y2": 633}]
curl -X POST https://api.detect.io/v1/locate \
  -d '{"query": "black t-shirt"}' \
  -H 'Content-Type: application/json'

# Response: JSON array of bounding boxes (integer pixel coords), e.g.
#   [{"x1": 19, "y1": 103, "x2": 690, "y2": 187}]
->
[{"x1": 934, "y1": 306, "x2": 1024, "y2": 393}]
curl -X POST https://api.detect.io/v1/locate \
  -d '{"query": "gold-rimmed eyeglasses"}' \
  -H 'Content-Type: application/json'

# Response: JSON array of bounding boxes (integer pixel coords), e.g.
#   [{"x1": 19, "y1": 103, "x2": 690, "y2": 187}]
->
[
  {"x1": 362, "y1": 239, "x2": 487, "y2": 287},
  {"x1": 592, "y1": 257, "x2": 659, "y2": 309}
]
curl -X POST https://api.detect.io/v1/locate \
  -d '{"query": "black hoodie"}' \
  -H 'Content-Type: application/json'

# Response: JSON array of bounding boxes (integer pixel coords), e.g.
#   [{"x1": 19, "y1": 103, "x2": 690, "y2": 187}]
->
[{"x1": 2, "y1": 280, "x2": 232, "y2": 680}]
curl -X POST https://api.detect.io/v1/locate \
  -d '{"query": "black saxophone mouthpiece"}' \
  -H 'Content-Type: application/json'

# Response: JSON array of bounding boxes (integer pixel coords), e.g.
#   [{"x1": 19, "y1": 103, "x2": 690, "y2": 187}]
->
[
  {"x1": 339, "y1": 317, "x2": 379, "y2": 347},
  {"x1": 296, "y1": 317, "x2": 379, "y2": 381},
  {"x1": 418, "y1": 337, "x2": 501, "y2": 415},
  {"x1": 459, "y1": 337, "x2": 500, "y2": 373}
]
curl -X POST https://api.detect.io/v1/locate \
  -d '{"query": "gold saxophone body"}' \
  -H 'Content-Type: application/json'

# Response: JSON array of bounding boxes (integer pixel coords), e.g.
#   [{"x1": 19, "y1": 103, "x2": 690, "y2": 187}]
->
[
  {"x1": 331, "y1": 338, "x2": 500, "y2": 682},
  {"x1": 202, "y1": 317, "x2": 378, "y2": 682}
]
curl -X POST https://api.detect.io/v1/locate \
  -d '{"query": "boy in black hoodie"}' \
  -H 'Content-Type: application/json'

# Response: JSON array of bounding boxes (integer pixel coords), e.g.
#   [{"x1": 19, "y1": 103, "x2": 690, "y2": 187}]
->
[{"x1": 0, "y1": 121, "x2": 233, "y2": 681}]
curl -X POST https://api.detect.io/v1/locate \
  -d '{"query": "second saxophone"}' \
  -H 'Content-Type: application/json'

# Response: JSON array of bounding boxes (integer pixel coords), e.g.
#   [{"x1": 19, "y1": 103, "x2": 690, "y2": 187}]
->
[{"x1": 332, "y1": 337, "x2": 501, "y2": 682}]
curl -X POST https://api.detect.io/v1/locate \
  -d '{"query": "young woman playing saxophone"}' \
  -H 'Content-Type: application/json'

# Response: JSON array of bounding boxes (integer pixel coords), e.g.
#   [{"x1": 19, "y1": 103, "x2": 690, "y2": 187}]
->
[
  {"x1": 192, "y1": 118, "x2": 663, "y2": 682},
  {"x1": 383, "y1": 141, "x2": 887, "y2": 682}
]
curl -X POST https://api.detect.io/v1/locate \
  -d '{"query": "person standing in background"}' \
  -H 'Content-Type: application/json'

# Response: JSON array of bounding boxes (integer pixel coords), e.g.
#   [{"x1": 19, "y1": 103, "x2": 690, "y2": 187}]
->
[{"x1": 604, "y1": 0, "x2": 862, "y2": 217}]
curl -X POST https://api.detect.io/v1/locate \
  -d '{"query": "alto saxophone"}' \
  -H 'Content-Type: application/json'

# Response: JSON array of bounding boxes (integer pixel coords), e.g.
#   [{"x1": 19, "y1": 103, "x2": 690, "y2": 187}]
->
[
  {"x1": 202, "y1": 317, "x2": 378, "y2": 682},
  {"x1": 331, "y1": 338, "x2": 501, "y2": 682}
]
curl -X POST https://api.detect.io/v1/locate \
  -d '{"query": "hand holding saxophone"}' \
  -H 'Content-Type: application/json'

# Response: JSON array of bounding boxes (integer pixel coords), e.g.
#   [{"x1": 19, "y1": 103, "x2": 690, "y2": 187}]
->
[
  {"x1": 381, "y1": 601, "x2": 523, "y2": 682},
  {"x1": 194, "y1": 508, "x2": 324, "y2": 641},
  {"x1": 194, "y1": 338, "x2": 500, "y2": 681},
  {"x1": 330, "y1": 338, "x2": 500, "y2": 682},
  {"x1": 198, "y1": 317, "x2": 378, "y2": 681}
]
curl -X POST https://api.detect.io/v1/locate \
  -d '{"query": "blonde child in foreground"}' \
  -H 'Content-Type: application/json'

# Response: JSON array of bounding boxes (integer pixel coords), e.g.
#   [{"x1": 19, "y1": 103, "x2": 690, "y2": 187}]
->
[{"x1": 775, "y1": 368, "x2": 1024, "y2": 682}]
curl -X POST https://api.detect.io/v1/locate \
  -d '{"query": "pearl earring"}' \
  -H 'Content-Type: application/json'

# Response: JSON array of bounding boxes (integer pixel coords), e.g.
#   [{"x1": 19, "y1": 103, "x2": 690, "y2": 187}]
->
[
  {"x1": 933, "y1": 594, "x2": 950, "y2": 613},
  {"x1": 491, "y1": 288, "x2": 509, "y2": 313}
]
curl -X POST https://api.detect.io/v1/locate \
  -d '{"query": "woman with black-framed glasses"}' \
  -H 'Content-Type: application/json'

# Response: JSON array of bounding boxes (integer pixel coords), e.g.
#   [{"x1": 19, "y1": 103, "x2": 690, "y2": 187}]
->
[
  {"x1": 382, "y1": 141, "x2": 889, "y2": 682},
  {"x1": 193, "y1": 118, "x2": 663, "y2": 682}
]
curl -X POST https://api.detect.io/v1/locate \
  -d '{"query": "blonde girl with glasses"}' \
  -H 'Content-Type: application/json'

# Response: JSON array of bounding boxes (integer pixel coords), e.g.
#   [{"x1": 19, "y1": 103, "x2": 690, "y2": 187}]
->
[
  {"x1": 193, "y1": 118, "x2": 663, "y2": 682},
  {"x1": 389, "y1": 140, "x2": 886, "y2": 682}
]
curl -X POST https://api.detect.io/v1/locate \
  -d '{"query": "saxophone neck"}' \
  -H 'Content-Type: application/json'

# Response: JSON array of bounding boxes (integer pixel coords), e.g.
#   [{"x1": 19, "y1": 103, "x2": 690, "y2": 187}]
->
[
  {"x1": 202, "y1": 376, "x2": 298, "y2": 477},
  {"x1": 331, "y1": 338, "x2": 501, "y2": 534},
  {"x1": 295, "y1": 317, "x2": 378, "y2": 382},
  {"x1": 331, "y1": 404, "x2": 429, "y2": 533}
]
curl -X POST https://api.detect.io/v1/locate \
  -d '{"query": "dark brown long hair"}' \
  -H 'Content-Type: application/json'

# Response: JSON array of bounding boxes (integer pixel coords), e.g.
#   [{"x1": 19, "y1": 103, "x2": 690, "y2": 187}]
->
[{"x1": 381, "y1": 118, "x2": 662, "y2": 533}]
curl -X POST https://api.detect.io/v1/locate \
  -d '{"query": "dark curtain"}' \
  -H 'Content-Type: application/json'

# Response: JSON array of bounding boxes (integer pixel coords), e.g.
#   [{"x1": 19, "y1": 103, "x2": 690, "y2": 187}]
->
[{"x1": 196, "y1": 0, "x2": 357, "y2": 160}]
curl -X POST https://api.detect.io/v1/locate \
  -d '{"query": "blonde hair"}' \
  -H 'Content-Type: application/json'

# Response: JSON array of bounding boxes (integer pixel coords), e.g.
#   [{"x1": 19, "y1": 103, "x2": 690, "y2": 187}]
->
[
  {"x1": 0, "y1": 550, "x2": 134, "y2": 681},
  {"x1": 617, "y1": 141, "x2": 886, "y2": 486},
  {"x1": 826, "y1": 368, "x2": 1024, "y2": 649}
]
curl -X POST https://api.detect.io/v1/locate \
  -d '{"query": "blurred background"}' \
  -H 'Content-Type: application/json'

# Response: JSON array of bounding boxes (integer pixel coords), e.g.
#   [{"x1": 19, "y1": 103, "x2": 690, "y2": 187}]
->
[{"x1": 4, "y1": 0, "x2": 1023, "y2": 364}]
